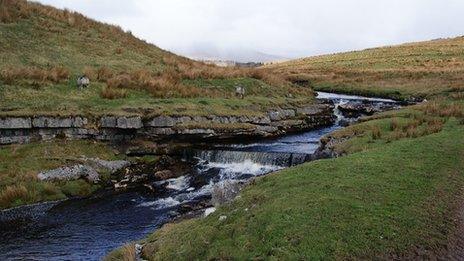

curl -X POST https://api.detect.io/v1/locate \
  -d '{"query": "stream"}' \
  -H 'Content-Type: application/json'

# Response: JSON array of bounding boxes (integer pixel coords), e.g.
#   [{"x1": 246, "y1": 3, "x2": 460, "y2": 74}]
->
[{"x1": 0, "y1": 92, "x2": 398, "y2": 260}]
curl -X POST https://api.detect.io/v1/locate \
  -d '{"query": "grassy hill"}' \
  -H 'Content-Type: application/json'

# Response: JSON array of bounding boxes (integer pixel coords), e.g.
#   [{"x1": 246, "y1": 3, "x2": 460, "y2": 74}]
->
[
  {"x1": 0, "y1": 0, "x2": 166, "y2": 73},
  {"x1": 268, "y1": 37, "x2": 464, "y2": 100},
  {"x1": 0, "y1": 0, "x2": 313, "y2": 117}
]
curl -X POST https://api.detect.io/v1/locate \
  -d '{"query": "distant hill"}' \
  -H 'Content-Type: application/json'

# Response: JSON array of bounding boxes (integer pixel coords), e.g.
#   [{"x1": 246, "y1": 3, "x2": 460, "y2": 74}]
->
[
  {"x1": 268, "y1": 37, "x2": 464, "y2": 100},
  {"x1": 176, "y1": 45, "x2": 288, "y2": 63}
]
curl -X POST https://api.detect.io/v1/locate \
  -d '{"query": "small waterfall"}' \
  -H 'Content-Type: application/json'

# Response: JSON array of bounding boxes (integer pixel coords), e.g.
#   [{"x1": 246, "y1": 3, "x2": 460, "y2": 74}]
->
[
  {"x1": 184, "y1": 149, "x2": 312, "y2": 167},
  {"x1": 333, "y1": 99, "x2": 349, "y2": 125}
]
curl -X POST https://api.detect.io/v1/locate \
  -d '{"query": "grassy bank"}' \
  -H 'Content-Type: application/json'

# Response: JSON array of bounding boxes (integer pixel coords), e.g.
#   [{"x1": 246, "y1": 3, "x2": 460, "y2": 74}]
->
[
  {"x1": 0, "y1": 78, "x2": 313, "y2": 117},
  {"x1": 119, "y1": 95, "x2": 464, "y2": 260},
  {"x1": 268, "y1": 37, "x2": 464, "y2": 100},
  {"x1": 0, "y1": 140, "x2": 119, "y2": 209}
]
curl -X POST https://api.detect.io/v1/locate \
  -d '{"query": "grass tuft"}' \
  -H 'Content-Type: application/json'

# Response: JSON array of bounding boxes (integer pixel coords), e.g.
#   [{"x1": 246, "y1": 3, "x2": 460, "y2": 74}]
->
[{"x1": 100, "y1": 86, "x2": 128, "y2": 99}]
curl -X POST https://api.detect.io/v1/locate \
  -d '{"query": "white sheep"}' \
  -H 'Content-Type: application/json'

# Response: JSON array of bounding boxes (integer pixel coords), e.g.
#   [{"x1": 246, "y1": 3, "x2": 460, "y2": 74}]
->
[
  {"x1": 235, "y1": 86, "x2": 245, "y2": 99},
  {"x1": 77, "y1": 75, "x2": 90, "y2": 89}
]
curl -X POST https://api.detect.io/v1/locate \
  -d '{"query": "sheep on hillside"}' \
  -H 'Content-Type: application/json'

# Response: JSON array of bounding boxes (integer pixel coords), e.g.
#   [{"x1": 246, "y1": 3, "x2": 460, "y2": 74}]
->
[
  {"x1": 77, "y1": 75, "x2": 90, "y2": 89},
  {"x1": 235, "y1": 85, "x2": 245, "y2": 99}
]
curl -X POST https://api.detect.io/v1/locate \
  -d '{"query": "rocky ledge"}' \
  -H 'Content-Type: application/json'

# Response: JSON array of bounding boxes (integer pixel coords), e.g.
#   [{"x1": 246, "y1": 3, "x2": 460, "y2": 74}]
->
[{"x1": 0, "y1": 102, "x2": 335, "y2": 145}]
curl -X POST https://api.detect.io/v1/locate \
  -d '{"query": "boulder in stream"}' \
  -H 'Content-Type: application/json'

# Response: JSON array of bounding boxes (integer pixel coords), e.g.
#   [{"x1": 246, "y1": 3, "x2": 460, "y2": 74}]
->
[{"x1": 338, "y1": 102, "x2": 378, "y2": 117}]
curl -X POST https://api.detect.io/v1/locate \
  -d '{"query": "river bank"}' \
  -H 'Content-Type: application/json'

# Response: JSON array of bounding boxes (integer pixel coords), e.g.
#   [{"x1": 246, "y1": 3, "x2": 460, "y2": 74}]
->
[
  {"x1": 127, "y1": 92, "x2": 464, "y2": 260},
  {"x1": 0, "y1": 99, "x2": 338, "y2": 211},
  {"x1": 0, "y1": 92, "x2": 403, "y2": 260}
]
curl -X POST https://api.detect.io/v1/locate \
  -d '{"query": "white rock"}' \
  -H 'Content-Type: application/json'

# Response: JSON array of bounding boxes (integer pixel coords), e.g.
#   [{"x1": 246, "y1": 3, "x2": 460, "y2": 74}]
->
[
  {"x1": 204, "y1": 207, "x2": 217, "y2": 217},
  {"x1": 0, "y1": 118, "x2": 32, "y2": 129},
  {"x1": 37, "y1": 164, "x2": 99, "y2": 182}
]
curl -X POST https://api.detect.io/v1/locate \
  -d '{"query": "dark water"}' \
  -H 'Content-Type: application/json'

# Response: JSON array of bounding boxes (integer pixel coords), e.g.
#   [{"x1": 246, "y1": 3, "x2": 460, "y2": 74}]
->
[
  {"x1": 1, "y1": 193, "x2": 171, "y2": 260},
  {"x1": 0, "y1": 92, "x2": 397, "y2": 260}
]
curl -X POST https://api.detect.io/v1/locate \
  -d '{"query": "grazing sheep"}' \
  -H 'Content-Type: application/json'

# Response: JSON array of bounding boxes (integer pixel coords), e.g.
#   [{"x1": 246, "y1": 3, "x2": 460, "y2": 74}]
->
[
  {"x1": 77, "y1": 75, "x2": 90, "y2": 89},
  {"x1": 235, "y1": 85, "x2": 245, "y2": 99}
]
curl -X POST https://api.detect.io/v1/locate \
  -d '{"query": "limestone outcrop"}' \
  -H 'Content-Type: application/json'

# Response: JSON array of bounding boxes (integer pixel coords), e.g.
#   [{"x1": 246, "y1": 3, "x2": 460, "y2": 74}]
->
[{"x1": 0, "y1": 102, "x2": 335, "y2": 145}]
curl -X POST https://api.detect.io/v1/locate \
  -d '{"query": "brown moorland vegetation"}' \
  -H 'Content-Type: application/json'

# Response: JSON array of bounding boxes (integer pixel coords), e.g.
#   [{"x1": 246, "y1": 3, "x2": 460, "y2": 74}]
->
[
  {"x1": 1, "y1": 66, "x2": 69, "y2": 84},
  {"x1": 267, "y1": 37, "x2": 464, "y2": 100}
]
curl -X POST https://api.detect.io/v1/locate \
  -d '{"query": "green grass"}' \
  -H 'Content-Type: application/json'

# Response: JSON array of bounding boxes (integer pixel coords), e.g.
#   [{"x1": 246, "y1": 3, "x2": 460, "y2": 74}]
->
[
  {"x1": 133, "y1": 104, "x2": 464, "y2": 260},
  {"x1": 0, "y1": 4, "x2": 166, "y2": 73},
  {"x1": 0, "y1": 140, "x2": 119, "y2": 209},
  {"x1": 0, "y1": 80, "x2": 313, "y2": 117}
]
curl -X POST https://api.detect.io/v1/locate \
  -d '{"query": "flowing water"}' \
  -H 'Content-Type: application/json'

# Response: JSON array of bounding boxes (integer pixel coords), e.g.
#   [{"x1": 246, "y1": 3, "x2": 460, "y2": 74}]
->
[{"x1": 0, "y1": 92, "x2": 398, "y2": 260}]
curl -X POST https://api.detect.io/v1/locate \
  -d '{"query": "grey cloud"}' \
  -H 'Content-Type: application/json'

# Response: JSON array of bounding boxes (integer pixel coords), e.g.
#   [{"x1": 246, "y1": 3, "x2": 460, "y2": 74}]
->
[{"x1": 37, "y1": 0, "x2": 464, "y2": 62}]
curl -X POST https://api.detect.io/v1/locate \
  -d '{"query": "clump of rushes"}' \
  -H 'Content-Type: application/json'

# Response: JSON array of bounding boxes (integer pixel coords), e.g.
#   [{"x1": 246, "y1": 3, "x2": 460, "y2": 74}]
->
[
  {"x1": 103, "y1": 69, "x2": 210, "y2": 99},
  {"x1": 0, "y1": 66, "x2": 69, "y2": 84},
  {"x1": 0, "y1": 0, "x2": 30, "y2": 23},
  {"x1": 0, "y1": 185, "x2": 29, "y2": 207},
  {"x1": 421, "y1": 101, "x2": 464, "y2": 118},
  {"x1": 104, "y1": 243, "x2": 136, "y2": 261},
  {"x1": 425, "y1": 118, "x2": 444, "y2": 134},
  {"x1": 96, "y1": 66, "x2": 114, "y2": 81},
  {"x1": 100, "y1": 86, "x2": 128, "y2": 99},
  {"x1": 371, "y1": 125, "x2": 381, "y2": 140},
  {"x1": 390, "y1": 118, "x2": 400, "y2": 131}
]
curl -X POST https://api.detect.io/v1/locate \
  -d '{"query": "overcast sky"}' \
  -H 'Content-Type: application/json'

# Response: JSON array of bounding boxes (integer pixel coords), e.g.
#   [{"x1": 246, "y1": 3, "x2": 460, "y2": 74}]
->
[{"x1": 37, "y1": 0, "x2": 464, "y2": 62}]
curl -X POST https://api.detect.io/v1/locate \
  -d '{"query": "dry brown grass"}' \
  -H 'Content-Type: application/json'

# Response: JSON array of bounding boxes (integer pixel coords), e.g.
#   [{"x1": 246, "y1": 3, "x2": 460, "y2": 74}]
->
[
  {"x1": 82, "y1": 66, "x2": 97, "y2": 80},
  {"x1": 115, "y1": 47, "x2": 123, "y2": 55},
  {"x1": 0, "y1": 0, "x2": 30, "y2": 23},
  {"x1": 163, "y1": 55, "x2": 294, "y2": 89},
  {"x1": 267, "y1": 36, "x2": 464, "y2": 99},
  {"x1": 420, "y1": 101, "x2": 464, "y2": 118},
  {"x1": 0, "y1": 66, "x2": 69, "y2": 84},
  {"x1": 425, "y1": 118, "x2": 444, "y2": 134},
  {"x1": 0, "y1": 185, "x2": 29, "y2": 207},
  {"x1": 371, "y1": 125, "x2": 381, "y2": 140},
  {"x1": 120, "y1": 244, "x2": 136, "y2": 261},
  {"x1": 104, "y1": 243, "x2": 136, "y2": 261},
  {"x1": 100, "y1": 86, "x2": 128, "y2": 99},
  {"x1": 386, "y1": 116, "x2": 444, "y2": 142},
  {"x1": 96, "y1": 67, "x2": 114, "y2": 82},
  {"x1": 103, "y1": 69, "x2": 208, "y2": 99},
  {"x1": 390, "y1": 118, "x2": 400, "y2": 131}
]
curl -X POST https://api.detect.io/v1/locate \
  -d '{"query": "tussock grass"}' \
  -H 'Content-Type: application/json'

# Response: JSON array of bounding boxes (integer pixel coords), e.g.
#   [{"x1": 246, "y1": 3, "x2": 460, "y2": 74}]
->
[
  {"x1": 104, "y1": 70, "x2": 208, "y2": 99},
  {"x1": 1, "y1": 66, "x2": 69, "y2": 84},
  {"x1": 100, "y1": 86, "x2": 128, "y2": 100},
  {"x1": 0, "y1": 185, "x2": 28, "y2": 207},
  {"x1": 104, "y1": 243, "x2": 136, "y2": 261},
  {"x1": 370, "y1": 125, "x2": 381, "y2": 139}
]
